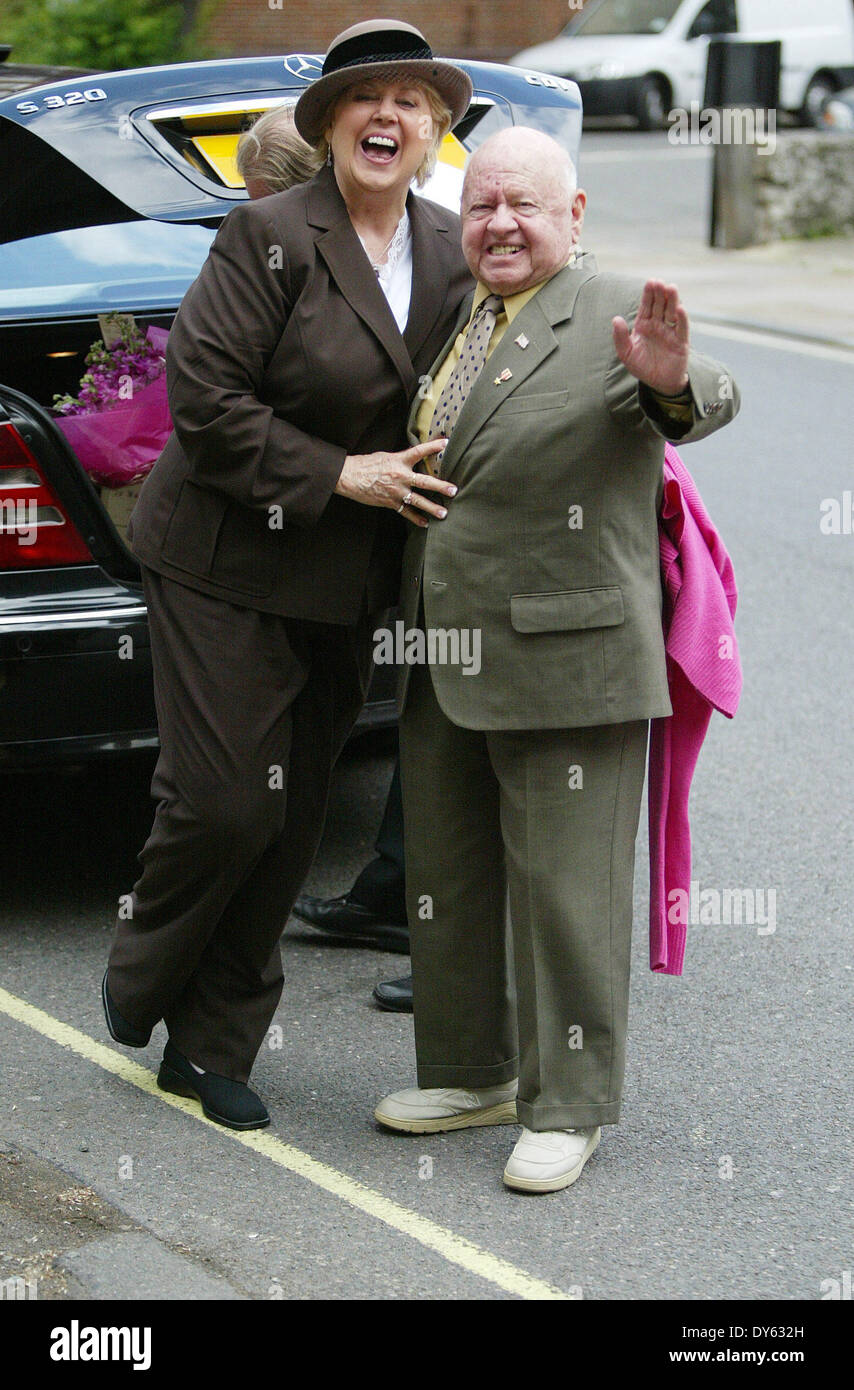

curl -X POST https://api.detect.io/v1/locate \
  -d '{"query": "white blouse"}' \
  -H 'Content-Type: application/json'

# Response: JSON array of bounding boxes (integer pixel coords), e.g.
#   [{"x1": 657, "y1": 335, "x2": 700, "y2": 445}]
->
[{"x1": 358, "y1": 211, "x2": 412, "y2": 334}]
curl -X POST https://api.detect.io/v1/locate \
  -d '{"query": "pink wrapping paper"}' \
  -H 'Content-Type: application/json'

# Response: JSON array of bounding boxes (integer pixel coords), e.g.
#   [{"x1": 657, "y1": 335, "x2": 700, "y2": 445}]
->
[{"x1": 54, "y1": 326, "x2": 172, "y2": 488}]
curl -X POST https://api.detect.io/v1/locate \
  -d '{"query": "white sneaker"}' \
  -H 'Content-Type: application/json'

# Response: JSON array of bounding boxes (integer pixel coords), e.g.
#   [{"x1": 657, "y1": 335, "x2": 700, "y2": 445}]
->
[
  {"x1": 503, "y1": 1126, "x2": 601, "y2": 1192},
  {"x1": 374, "y1": 1080, "x2": 518, "y2": 1134}
]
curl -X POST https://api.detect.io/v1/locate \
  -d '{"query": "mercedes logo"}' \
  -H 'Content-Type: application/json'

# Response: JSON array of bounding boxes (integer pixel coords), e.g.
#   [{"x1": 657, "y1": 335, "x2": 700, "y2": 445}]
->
[{"x1": 283, "y1": 54, "x2": 322, "y2": 82}]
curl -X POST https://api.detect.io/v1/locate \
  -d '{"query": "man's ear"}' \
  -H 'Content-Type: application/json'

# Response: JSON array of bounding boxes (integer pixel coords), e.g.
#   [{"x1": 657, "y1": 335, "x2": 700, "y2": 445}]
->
[{"x1": 575, "y1": 187, "x2": 589, "y2": 241}]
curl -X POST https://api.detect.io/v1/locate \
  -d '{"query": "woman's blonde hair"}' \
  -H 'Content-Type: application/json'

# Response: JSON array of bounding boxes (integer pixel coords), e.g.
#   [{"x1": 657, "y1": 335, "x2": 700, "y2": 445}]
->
[
  {"x1": 317, "y1": 78, "x2": 453, "y2": 188},
  {"x1": 236, "y1": 106, "x2": 323, "y2": 192}
]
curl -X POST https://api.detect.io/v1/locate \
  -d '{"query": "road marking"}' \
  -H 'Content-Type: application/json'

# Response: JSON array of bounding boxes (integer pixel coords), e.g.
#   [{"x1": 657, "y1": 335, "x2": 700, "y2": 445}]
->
[
  {"x1": 695, "y1": 319, "x2": 854, "y2": 363},
  {"x1": 0, "y1": 986, "x2": 575, "y2": 1302}
]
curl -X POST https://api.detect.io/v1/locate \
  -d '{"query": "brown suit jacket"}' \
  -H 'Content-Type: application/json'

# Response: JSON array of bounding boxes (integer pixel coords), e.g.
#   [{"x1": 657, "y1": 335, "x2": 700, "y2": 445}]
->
[{"x1": 128, "y1": 165, "x2": 473, "y2": 622}]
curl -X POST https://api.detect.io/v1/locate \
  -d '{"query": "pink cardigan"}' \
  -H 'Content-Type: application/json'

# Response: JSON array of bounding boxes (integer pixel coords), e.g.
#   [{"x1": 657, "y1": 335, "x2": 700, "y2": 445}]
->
[{"x1": 648, "y1": 445, "x2": 742, "y2": 974}]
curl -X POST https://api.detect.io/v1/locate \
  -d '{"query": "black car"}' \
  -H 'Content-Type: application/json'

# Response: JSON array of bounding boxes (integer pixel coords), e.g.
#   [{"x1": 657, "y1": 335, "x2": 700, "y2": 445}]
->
[{"x1": 0, "y1": 53, "x2": 581, "y2": 767}]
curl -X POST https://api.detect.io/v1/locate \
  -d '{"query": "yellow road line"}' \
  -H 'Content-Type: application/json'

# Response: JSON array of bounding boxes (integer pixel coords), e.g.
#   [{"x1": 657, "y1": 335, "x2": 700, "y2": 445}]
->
[{"x1": 0, "y1": 986, "x2": 575, "y2": 1301}]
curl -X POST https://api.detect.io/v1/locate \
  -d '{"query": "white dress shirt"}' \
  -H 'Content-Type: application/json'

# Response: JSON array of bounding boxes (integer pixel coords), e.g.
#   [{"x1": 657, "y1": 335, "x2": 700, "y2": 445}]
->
[{"x1": 358, "y1": 211, "x2": 412, "y2": 334}]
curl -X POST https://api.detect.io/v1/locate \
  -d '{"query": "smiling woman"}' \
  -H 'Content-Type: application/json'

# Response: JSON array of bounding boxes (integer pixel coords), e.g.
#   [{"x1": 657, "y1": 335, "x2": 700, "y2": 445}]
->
[
  {"x1": 293, "y1": 21, "x2": 463, "y2": 316},
  {"x1": 322, "y1": 81, "x2": 441, "y2": 283},
  {"x1": 320, "y1": 78, "x2": 453, "y2": 190},
  {"x1": 102, "y1": 20, "x2": 476, "y2": 1132}
]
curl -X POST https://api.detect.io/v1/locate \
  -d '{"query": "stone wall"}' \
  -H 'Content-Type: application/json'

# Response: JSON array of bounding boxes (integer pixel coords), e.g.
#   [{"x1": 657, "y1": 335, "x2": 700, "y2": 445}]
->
[{"x1": 752, "y1": 132, "x2": 854, "y2": 241}]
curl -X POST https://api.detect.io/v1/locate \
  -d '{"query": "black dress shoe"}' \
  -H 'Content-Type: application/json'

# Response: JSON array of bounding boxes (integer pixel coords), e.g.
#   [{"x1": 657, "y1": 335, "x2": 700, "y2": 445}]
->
[
  {"x1": 157, "y1": 1040, "x2": 270, "y2": 1131},
  {"x1": 372, "y1": 975, "x2": 413, "y2": 1013},
  {"x1": 292, "y1": 892, "x2": 410, "y2": 953},
  {"x1": 101, "y1": 970, "x2": 152, "y2": 1048}
]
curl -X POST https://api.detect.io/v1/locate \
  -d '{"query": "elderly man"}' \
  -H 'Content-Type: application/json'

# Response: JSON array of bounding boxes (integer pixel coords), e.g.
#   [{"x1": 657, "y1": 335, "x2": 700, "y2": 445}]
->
[{"x1": 374, "y1": 128, "x2": 739, "y2": 1192}]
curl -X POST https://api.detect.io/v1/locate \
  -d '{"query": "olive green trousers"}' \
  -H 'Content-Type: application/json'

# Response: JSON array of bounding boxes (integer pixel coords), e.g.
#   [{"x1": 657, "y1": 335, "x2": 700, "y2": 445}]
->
[{"x1": 399, "y1": 660, "x2": 649, "y2": 1131}]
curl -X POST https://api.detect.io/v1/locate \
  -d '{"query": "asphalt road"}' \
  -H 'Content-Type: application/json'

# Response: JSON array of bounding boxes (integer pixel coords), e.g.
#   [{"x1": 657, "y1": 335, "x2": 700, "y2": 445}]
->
[
  {"x1": 1, "y1": 325, "x2": 851, "y2": 1307},
  {"x1": 578, "y1": 129, "x2": 711, "y2": 246}
]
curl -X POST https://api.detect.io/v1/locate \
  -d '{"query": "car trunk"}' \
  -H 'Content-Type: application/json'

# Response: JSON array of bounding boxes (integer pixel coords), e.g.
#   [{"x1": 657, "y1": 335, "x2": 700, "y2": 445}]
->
[
  {"x1": 0, "y1": 312, "x2": 175, "y2": 565},
  {"x1": 0, "y1": 380, "x2": 142, "y2": 579},
  {"x1": 0, "y1": 208, "x2": 218, "y2": 569}
]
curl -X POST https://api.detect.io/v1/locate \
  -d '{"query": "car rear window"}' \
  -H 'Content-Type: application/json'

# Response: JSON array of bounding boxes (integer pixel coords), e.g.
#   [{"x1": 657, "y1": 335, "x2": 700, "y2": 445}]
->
[{"x1": 0, "y1": 221, "x2": 216, "y2": 321}]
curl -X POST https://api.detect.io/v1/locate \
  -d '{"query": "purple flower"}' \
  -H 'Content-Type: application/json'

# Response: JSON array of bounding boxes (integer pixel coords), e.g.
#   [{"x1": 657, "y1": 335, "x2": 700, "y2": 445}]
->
[{"x1": 52, "y1": 318, "x2": 166, "y2": 417}]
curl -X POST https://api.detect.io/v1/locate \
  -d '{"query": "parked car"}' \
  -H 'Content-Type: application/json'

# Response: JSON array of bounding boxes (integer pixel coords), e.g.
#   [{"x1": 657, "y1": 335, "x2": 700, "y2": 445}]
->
[
  {"x1": 0, "y1": 44, "x2": 96, "y2": 101},
  {"x1": 512, "y1": 0, "x2": 854, "y2": 130},
  {"x1": 0, "y1": 53, "x2": 581, "y2": 766}
]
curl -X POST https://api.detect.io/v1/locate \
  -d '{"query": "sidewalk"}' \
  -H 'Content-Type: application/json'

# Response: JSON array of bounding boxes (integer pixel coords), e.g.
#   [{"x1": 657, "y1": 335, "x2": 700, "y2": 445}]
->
[
  {"x1": 0, "y1": 1141, "x2": 245, "y2": 1301},
  {"x1": 594, "y1": 231, "x2": 854, "y2": 349}
]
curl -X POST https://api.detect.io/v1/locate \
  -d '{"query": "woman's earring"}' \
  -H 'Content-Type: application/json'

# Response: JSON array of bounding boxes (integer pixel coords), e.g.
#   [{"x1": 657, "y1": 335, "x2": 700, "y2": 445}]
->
[{"x1": 326, "y1": 148, "x2": 333, "y2": 167}]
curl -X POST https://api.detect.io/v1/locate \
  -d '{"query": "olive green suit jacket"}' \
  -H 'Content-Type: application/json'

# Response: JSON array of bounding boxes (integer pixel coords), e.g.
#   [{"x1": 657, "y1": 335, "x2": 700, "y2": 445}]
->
[{"x1": 399, "y1": 256, "x2": 740, "y2": 729}]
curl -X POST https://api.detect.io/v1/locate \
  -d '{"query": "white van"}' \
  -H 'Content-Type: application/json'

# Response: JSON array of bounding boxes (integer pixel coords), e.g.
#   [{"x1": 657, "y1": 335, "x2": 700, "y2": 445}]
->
[{"x1": 512, "y1": 0, "x2": 854, "y2": 128}]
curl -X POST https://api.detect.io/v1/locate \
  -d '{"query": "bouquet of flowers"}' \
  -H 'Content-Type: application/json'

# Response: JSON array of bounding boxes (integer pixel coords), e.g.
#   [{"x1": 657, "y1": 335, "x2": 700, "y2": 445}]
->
[{"x1": 53, "y1": 314, "x2": 172, "y2": 488}]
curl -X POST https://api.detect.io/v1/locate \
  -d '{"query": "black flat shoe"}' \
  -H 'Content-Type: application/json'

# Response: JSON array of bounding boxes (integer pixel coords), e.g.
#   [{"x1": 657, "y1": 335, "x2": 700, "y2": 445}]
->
[
  {"x1": 372, "y1": 975, "x2": 413, "y2": 1014},
  {"x1": 157, "y1": 1040, "x2": 270, "y2": 1131},
  {"x1": 291, "y1": 892, "x2": 410, "y2": 953},
  {"x1": 101, "y1": 970, "x2": 152, "y2": 1048}
]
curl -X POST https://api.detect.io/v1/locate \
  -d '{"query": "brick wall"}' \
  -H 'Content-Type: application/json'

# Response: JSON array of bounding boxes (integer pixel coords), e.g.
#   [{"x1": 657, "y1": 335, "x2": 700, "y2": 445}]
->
[{"x1": 201, "y1": 0, "x2": 581, "y2": 63}]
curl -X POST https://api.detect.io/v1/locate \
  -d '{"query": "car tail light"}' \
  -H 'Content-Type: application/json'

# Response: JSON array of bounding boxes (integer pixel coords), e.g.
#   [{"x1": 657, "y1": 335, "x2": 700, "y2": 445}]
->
[{"x1": 0, "y1": 421, "x2": 93, "y2": 568}]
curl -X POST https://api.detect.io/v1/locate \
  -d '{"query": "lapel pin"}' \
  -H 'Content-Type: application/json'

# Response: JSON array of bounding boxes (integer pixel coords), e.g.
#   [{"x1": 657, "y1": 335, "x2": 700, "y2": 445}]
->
[
  {"x1": 514, "y1": 333, "x2": 529, "y2": 349},
  {"x1": 494, "y1": 368, "x2": 513, "y2": 385}
]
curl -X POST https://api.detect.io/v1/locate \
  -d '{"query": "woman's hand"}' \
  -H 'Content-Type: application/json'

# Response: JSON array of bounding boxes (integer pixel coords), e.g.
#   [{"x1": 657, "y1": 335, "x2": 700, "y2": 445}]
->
[{"x1": 335, "y1": 438, "x2": 457, "y2": 528}]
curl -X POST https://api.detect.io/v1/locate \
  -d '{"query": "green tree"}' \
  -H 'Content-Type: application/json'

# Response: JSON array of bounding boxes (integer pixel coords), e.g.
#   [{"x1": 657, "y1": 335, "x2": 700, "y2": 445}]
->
[{"x1": 1, "y1": 0, "x2": 209, "y2": 69}]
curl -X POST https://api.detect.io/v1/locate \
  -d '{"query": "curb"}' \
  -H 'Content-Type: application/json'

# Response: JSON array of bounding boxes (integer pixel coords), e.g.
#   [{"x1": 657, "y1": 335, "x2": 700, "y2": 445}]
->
[
  {"x1": 692, "y1": 312, "x2": 854, "y2": 353},
  {"x1": 58, "y1": 1232, "x2": 247, "y2": 1301}
]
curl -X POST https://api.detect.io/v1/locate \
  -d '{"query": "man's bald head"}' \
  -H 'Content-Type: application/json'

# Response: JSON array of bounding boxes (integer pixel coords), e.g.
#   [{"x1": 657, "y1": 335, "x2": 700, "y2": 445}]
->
[
  {"x1": 466, "y1": 128, "x2": 578, "y2": 199},
  {"x1": 461, "y1": 127, "x2": 586, "y2": 295}
]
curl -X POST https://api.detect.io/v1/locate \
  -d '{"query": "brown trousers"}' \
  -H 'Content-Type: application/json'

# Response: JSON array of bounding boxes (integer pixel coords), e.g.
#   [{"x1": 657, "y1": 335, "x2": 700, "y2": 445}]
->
[{"x1": 107, "y1": 568, "x2": 374, "y2": 1081}]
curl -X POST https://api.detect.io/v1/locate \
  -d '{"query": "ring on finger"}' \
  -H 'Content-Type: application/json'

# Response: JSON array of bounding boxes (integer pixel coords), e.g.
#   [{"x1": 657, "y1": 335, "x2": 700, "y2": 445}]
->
[
  {"x1": 403, "y1": 491, "x2": 413, "y2": 507},
  {"x1": 396, "y1": 502, "x2": 405, "y2": 513}
]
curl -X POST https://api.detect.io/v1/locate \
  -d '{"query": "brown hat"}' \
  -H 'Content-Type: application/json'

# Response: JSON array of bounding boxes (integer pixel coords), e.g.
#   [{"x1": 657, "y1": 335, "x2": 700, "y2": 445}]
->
[{"x1": 293, "y1": 18, "x2": 473, "y2": 145}]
